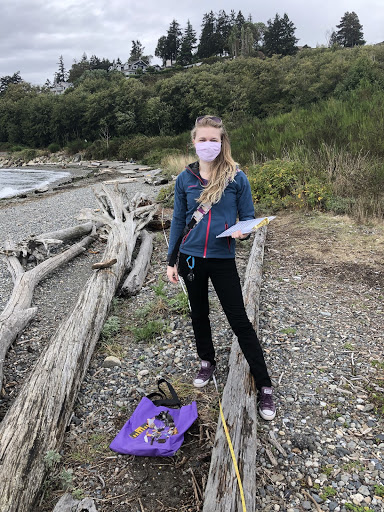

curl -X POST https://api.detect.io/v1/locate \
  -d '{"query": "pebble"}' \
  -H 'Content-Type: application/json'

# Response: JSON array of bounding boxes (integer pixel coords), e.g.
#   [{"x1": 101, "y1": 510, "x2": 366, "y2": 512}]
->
[{"x1": 102, "y1": 356, "x2": 122, "y2": 368}]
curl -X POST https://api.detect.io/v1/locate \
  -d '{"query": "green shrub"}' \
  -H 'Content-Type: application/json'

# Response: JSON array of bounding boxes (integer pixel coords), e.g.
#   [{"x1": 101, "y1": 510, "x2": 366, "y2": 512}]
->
[
  {"x1": 248, "y1": 159, "x2": 302, "y2": 207},
  {"x1": 44, "y1": 450, "x2": 62, "y2": 468},
  {"x1": 0, "y1": 142, "x2": 12, "y2": 151},
  {"x1": 152, "y1": 276, "x2": 167, "y2": 298},
  {"x1": 101, "y1": 315, "x2": 121, "y2": 341},
  {"x1": 141, "y1": 148, "x2": 181, "y2": 166},
  {"x1": 320, "y1": 486, "x2": 337, "y2": 500},
  {"x1": 10, "y1": 145, "x2": 24, "y2": 152},
  {"x1": 65, "y1": 139, "x2": 87, "y2": 156},
  {"x1": 168, "y1": 292, "x2": 189, "y2": 316},
  {"x1": 48, "y1": 142, "x2": 60, "y2": 153},
  {"x1": 248, "y1": 159, "x2": 332, "y2": 211},
  {"x1": 131, "y1": 320, "x2": 166, "y2": 342},
  {"x1": 117, "y1": 133, "x2": 189, "y2": 162},
  {"x1": 325, "y1": 196, "x2": 355, "y2": 215},
  {"x1": 156, "y1": 184, "x2": 175, "y2": 207},
  {"x1": 19, "y1": 148, "x2": 37, "y2": 161},
  {"x1": 345, "y1": 505, "x2": 374, "y2": 512}
]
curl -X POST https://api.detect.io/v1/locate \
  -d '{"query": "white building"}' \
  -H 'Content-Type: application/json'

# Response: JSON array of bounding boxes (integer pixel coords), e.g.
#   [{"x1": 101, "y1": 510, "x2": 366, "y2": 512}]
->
[
  {"x1": 108, "y1": 59, "x2": 161, "y2": 77},
  {"x1": 51, "y1": 81, "x2": 74, "y2": 95}
]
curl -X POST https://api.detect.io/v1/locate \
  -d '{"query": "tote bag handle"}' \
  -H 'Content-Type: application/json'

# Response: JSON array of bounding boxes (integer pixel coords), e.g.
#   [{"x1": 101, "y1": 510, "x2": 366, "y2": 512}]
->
[{"x1": 146, "y1": 379, "x2": 181, "y2": 408}]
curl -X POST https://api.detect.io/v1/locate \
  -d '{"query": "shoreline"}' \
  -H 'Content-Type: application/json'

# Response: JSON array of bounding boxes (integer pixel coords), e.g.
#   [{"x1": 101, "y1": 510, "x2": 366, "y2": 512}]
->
[{"x1": 0, "y1": 160, "x2": 152, "y2": 209}]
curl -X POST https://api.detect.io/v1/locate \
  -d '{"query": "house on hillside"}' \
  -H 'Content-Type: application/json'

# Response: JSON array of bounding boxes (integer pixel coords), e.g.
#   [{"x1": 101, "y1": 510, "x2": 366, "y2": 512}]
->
[
  {"x1": 51, "y1": 81, "x2": 73, "y2": 95},
  {"x1": 108, "y1": 59, "x2": 161, "y2": 77}
]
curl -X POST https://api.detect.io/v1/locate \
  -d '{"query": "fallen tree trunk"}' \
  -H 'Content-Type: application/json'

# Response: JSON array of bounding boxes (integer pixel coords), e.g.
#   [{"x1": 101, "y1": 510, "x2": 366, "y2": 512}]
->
[
  {"x1": 202, "y1": 226, "x2": 267, "y2": 512},
  {"x1": 0, "y1": 185, "x2": 156, "y2": 512},
  {"x1": 0, "y1": 234, "x2": 95, "y2": 388},
  {"x1": 120, "y1": 229, "x2": 153, "y2": 296}
]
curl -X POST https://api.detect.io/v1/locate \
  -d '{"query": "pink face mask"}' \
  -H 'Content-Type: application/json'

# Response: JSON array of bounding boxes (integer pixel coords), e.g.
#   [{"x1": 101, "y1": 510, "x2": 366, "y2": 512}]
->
[{"x1": 195, "y1": 141, "x2": 222, "y2": 162}]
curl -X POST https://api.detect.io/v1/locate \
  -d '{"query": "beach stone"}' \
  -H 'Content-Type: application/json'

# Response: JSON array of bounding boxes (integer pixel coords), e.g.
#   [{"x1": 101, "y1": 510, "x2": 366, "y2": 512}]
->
[
  {"x1": 271, "y1": 473, "x2": 285, "y2": 483},
  {"x1": 351, "y1": 493, "x2": 364, "y2": 505},
  {"x1": 102, "y1": 356, "x2": 121, "y2": 368},
  {"x1": 358, "y1": 485, "x2": 370, "y2": 496}
]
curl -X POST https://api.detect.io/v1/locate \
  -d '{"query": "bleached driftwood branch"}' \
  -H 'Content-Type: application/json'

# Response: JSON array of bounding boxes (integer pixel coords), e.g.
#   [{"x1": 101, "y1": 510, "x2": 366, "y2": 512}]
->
[{"x1": 0, "y1": 184, "x2": 156, "y2": 512}]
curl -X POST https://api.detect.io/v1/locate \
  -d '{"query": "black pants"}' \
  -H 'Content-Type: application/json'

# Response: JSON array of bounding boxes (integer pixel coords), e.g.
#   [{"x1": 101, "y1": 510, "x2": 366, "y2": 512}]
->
[{"x1": 178, "y1": 253, "x2": 272, "y2": 390}]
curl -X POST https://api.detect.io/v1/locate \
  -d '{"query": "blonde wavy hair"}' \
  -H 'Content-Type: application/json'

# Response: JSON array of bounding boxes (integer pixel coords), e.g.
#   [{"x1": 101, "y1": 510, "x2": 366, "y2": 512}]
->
[{"x1": 191, "y1": 116, "x2": 237, "y2": 204}]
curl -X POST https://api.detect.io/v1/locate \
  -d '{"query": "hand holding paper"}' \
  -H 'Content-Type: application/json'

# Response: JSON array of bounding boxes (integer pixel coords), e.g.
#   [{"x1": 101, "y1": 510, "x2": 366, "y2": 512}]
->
[{"x1": 216, "y1": 216, "x2": 276, "y2": 238}]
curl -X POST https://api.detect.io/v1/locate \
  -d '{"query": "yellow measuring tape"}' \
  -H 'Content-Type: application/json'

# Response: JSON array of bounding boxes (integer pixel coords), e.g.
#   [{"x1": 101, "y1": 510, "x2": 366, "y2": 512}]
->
[{"x1": 212, "y1": 375, "x2": 247, "y2": 512}]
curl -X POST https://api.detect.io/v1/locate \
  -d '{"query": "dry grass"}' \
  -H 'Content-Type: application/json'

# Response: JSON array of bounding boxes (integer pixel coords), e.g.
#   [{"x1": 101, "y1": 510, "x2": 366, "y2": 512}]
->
[
  {"x1": 272, "y1": 211, "x2": 384, "y2": 269},
  {"x1": 161, "y1": 154, "x2": 195, "y2": 179}
]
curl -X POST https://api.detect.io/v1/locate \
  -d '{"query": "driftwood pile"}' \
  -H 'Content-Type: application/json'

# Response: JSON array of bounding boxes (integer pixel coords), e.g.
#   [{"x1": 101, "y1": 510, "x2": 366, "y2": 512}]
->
[
  {"x1": 0, "y1": 185, "x2": 156, "y2": 512},
  {"x1": 0, "y1": 179, "x2": 269, "y2": 511}
]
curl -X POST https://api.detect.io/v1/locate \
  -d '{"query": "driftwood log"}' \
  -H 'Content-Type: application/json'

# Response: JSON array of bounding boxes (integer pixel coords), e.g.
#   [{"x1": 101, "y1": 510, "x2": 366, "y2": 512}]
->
[
  {"x1": 36, "y1": 221, "x2": 100, "y2": 243},
  {"x1": 120, "y1": 229, "x2": 153, "y2": 296},
  {"x1": 0, "y1": 185, "x2": 156, "y2": 512},
  {"x1": 202, "y1": 226, "x2": 267, "y2": 512},
  {"x1": 0, "y1": 233, "x2": 95, "y2": 388}
]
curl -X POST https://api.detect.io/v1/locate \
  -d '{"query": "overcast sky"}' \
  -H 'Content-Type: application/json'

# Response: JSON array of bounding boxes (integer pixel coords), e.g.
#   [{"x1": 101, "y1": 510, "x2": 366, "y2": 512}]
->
[{"x1": 1, "y1": 0, "x2": 383, "y2": 85}]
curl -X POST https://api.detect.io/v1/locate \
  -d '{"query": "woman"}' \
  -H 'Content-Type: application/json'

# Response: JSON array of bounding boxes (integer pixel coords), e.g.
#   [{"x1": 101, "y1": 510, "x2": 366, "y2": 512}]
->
[{"x1": 166, "y1": 115, "x2": 276, "y2": 421}]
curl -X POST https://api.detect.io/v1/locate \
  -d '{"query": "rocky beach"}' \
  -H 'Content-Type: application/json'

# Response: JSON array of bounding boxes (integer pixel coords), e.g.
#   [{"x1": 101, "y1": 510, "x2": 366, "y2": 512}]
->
[{"x1": 0, "y1": 165, "x2": 383, "y2": 512}]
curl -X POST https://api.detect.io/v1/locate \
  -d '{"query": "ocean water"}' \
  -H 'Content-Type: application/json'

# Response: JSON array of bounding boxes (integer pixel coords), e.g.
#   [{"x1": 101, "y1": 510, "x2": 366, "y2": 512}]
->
[{"x1": 0, "y1": 168, "x2": 71, "y2": 199}]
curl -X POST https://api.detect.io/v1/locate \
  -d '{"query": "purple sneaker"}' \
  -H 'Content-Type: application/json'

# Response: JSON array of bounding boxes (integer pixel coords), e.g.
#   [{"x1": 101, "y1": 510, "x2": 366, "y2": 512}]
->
[
  {"x1": 193, "y1": 360, "x2": 215, "y2": 388},
  {"x1": 258, "y1": 387, "x2": 276, "y2": 420}
]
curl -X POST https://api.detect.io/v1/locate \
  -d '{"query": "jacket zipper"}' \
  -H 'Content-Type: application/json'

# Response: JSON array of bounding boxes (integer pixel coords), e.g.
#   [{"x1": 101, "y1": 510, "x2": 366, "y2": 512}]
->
[
  {"x1": 225, "y1": 223, "x2": 231, "y2": 251},
  {"x1": 203, "y1": 210, "x2": 211, "y2": 258}
]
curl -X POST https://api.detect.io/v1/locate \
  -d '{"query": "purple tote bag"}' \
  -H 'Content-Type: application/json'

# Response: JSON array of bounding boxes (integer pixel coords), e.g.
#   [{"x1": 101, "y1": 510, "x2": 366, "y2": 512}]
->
[{"x1": 110, "y1": 381, "x2": 198, "y2": 457}]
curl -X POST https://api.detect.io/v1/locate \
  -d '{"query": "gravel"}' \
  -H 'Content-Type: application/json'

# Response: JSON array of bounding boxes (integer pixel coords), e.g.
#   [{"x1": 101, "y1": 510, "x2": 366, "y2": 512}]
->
[{"x1": 1, "y1": 176, "x2": 383, "y2": 512}]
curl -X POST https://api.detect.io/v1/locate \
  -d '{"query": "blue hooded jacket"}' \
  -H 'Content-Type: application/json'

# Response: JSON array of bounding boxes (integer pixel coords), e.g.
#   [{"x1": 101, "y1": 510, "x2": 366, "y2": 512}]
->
[{"x1": 167, "y1": 162, "x2": 255, "y2": 261}]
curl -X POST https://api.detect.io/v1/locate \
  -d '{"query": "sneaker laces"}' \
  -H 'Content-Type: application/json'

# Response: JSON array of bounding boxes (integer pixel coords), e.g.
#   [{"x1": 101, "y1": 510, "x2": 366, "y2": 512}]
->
[
  {"x1": 260, "y1": 389, "x2": 274, "y2": 411},
  {"x1": 196, "y1": 362, "x2": 213, "y2": 380}
]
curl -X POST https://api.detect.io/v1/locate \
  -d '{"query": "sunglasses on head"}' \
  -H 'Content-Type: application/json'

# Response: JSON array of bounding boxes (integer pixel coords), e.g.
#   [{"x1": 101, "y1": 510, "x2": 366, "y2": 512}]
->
[{"x1": 196, "y1": 116, "x2": 222, "y2": 125}]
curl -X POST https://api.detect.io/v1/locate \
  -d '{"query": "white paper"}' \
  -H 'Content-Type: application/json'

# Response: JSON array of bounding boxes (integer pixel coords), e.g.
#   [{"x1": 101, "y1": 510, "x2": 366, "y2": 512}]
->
[{"x1": 216, "y1": 216, "x2": 276, "y2": 238}]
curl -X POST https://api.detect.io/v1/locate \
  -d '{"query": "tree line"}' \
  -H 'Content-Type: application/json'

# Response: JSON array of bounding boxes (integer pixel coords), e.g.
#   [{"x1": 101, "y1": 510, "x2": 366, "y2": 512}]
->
[
  {"x1": 154, "y1": 10, "x2": 365, "y2": 66},
  {"x1": 1, "y1": 42, "x2": 383, "y2": 152},
  {"x1": 0, "y1": 10, "x2": 366, "y2": 92}
]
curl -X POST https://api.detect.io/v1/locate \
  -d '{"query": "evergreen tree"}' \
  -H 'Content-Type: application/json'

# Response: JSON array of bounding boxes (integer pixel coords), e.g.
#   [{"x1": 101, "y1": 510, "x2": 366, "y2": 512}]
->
[
  {"x1": 68, "y1": 55, "x2": 90, "y2": 82},
  {"x1": 236, "y1": 10, "x2": 246, "y2": 31},
  {"x1": 177, "y1": 20, "x2": 197, "y2": 66},
  {"x1": 216, "y1": 10, "x2": 232, "y2": 56},
  {"x1": 155, "y1": 36, "x2": 168, "y2": 67},
  {"x1": 130, "y1": 40, "x2": 145, "y2": 61},
  {"x1": 166, "y1": 19, "x2": 182, "y2": 64},
  {"x1": 54, "y1": 55, "x2": 67, "y2": 83},
  {"x1": 89, "y1": 55, "x2": 111, "y2": 71},
  {"x1": 263, "y1": 13, "x2": 298, "y2": 57},
  {"x1": 198, "y1": 11, "x2": 217, "y2": 58},
  {"x1": 0, "y1": 71, "x2": 22, "y2": 95},
  {"x1": 328, "y1": 30, "x2": 339, "y2": 47},
  {"x1": 335, "y1": 12, "x2": 365, "y2": 47}
]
